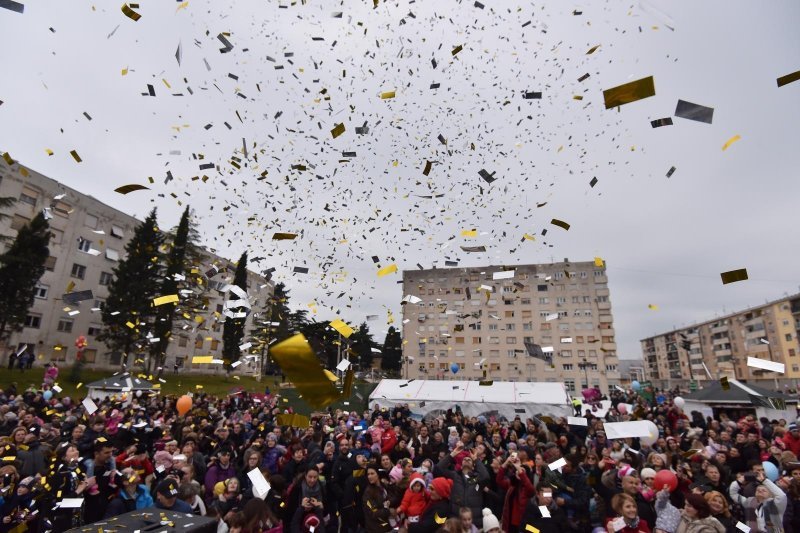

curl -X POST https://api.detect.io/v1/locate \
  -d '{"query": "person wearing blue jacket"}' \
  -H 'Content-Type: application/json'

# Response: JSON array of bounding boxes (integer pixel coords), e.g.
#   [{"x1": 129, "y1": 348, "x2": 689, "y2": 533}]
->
[{"x1": 103, "y1": 468, "x2": 154, "y2": 518}]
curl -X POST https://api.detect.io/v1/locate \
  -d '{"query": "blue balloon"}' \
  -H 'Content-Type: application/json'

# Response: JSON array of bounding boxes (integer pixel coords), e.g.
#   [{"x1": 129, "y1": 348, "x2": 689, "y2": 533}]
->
[
  {"x1": 762, "y1": 461, "x2": 779, "y2": 482},
  {"x1": 450, "y1": 363, "x2": 459, "y2": 374},
  {"x1": 632, "y1": 380, "x2": 641, "y2": 391},
  {"x1": 43, "y1": 390, "x2": 53, "y2": 401}
]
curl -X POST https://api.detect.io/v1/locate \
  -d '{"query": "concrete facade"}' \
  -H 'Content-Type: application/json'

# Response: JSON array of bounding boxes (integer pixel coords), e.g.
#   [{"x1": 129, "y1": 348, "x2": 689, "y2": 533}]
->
[
  {"x1": 401, "y1": 261, "x2": 621, "y2": 393},
  {"x1": 640, "y1": 294, "x2": 800, "y2": 390},
  {"x1": 0, "y1": 158, "x2": 273, "y2": 374}
]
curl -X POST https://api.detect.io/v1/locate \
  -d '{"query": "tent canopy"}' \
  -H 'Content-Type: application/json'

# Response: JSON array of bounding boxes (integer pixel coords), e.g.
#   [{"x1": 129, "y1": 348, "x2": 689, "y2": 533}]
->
[
  {"x1": 682, "y1": 379, "x2": 797, "y2": 404},
  {"x1": 86, "y1": 373, "x2": 155, "y2": 391},
  {"x1": 368, "y1": 379, "x2": 572, "y2": 420},
  {"x1": 681, "y1": 379, "x2": 797, "y2": 422}
]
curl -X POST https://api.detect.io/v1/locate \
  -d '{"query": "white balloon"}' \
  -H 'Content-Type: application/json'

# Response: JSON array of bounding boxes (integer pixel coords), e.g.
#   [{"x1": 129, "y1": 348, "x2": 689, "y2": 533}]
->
[
  {"x1": 674, "y1": 396, "x2": 685, "y2": 409},
  {"x1": 640, "y1": 420, "x2": 660, "y2": 446}
]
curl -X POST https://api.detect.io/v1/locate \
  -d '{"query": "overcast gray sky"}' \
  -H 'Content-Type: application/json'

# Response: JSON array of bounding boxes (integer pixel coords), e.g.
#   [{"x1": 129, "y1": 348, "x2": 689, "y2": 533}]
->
[{"x1": 1, "y1": 0, "x2": 799, "y2": 359}]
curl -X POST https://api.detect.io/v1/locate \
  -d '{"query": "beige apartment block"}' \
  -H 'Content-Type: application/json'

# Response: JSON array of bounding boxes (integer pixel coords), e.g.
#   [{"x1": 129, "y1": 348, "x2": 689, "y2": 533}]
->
[
  {"x1": 401, "y1": 261, "x2": 620, "y2": 394},
  {"x1": 0, "y1": 158, "x2": 273, "y2": 373},
  {"x1": 640, "y1": 294, "x2": 800, "y2": 390}
]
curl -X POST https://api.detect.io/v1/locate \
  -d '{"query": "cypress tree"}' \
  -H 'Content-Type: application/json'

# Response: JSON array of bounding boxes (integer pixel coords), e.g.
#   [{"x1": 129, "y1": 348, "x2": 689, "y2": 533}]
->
[{"x1": 222, "y1": 252, "x2": 248, "y2": 373}]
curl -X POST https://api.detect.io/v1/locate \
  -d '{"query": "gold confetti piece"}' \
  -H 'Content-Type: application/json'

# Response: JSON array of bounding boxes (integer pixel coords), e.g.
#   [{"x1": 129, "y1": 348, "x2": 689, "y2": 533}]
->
[
  {"x1": 272, "y1": 232, "x2": 297, "y2": 240},
  {"x1": 192, "y1": 355, "x2": 213, "y2": 364},
  {"x1": 594, "y1": 257, "x2": 605, "y2": 267},
  {"x1": 175, "y1": 1, "x2": 188, "y2": 11},
  {"x1": 70, "y1": 150, "x2": 82, "y2": 163},
  {"x1": 121, "y1": 67, "x2": 129, "y2": 76},
  {"x1": 162, "y1": 78, "x2": 171, "y2": 88},
  {"x1": 377, "y1": 263, "x2": 398, "y2": 277},
  {"x1": 522, "y1": 233, "x2": 536, "y2": 241},
  {"x1": 77, "y1": 383, "x2": 82, "y2": 389},
  {"x1": 380, "y1": 90, "x2": 396, "y2": 99},
  {"x1": 648, "y1": 304, "x2": 659, "y2": 310},
  {"x1": 602, "y1": 76, "x2": 656, "y2": 109},
  {"x1": 45, "y1": 148, "x2": 53, "y2": 156},
  {"x1": 331, "y1": 123, "x2": 345, "y2": 139},
  {"x1": 276, "y1": 413, "x2": 311, "y2": 428},
  {"x1": 121, "y1": 3, "x2": 141, "y2": 21},
  {"x1": 195, "y1": 384, "x2": 203, "y2": 389},
  {"x1": 586, "y1": 44, "x2": 601, "y2": 54},
  {"x1": 777, "y1": 69, "x2": 800, "y2": 87},
  {"x1": 1, "y1": 152, "x2": 14, "y2": 165},
  {"x1": 721, "y1": 134, "x2": 741, "y2": 151},
  {"x1": 720, "y1": 268, "x2": 748, "y2": 285},
  {"x1": 153, "y1": 294, "x2": 179, "y2": 306},
  {"x1": 114, "y1": 184, "x2": 149, "y2": 194},
  {"x1": 461, "y1": 229, "x2": 477, "y2": 238},
  {"x1": 551, "y1": 218, "x2": 570, "y2": 230},
  {"x1": 270, "y1": 334, "x2": 342, "y2": 408},
  {"x1": 330, "y1": 319, "x2": 354, "y2": 338},
  {"x1": 451, "y1": 45, "x2": 463, "y2": 56},
  {"x1": 572, "y1": 95, "x2": 583, "y2": 100},
  {"x1": 125, "y1": 321, "x2": 136, "y2": 329}
]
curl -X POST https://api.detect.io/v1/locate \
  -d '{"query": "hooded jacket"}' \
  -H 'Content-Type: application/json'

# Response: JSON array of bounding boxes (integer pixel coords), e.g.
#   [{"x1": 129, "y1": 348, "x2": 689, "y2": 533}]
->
[{"x1": 398, "y1": 473, "x2": 429, "y2": 519}]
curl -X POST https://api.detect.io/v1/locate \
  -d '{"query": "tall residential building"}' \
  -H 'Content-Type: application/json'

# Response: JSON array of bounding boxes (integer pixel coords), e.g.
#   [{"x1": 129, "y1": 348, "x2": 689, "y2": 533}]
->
[
  {"x1": 0, "y1": 158, "x2": 273, "y2": 373},
  {"x1": 640, "y1": 294, "x2": 800, "y2": 390},
  {"x1": 401, "y1": 261, "x2": 620, "y2": 393}
]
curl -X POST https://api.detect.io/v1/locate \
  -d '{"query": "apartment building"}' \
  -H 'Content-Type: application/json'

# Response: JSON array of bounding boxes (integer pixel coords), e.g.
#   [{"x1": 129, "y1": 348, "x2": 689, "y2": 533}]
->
[
  {"x1": 401, "y1": 261, "x2": 621, "y2": 393},
  {"x1": 0, "y1": 157, "x2": 273, "y2": 373},
  {"x1": 640, "y1": 294, "x2": 800, "y2": 390}
]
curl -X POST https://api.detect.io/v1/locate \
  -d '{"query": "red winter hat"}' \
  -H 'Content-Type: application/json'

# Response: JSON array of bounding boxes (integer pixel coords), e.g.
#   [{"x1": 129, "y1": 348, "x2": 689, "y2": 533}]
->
[{"x1": 430, "y1": 477, "x2": 453, "y2": 500}]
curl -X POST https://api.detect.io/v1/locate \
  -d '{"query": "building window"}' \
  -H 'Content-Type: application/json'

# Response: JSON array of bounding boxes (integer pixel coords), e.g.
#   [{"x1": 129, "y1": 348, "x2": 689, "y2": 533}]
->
[
  {"x1": 85, "y1": 213, "x2": 99, "y2": 229},
  {"x1": 51, "y1": 346, "x2": 67, "y2": 362},
  {"x1": 82, "y1": 348, "x2": 97, "y2": 363},
  {"x1": 521, "y1": 298, "x2": 531, "y2": 305},
  {"x1": 472, "y1": 337, "x2": 481, "y2": 344},
  {"x1": 93, "y1": 299, "x2": 105, "y2": 311},
  {"x1": 195, "y1": 337, "x2": 203, "y2": 349},
  {"x1": 78, "y1": 238, "x2": 92, "y2": 252},
  {"x1": 790, "y1": 349, "x2": 796, "y2": 357},
  {"x1": 561, "y1": 350, "x2": 572, "y2": 357},
  {"x1": 537, "y1": 285, "x2": 547, "y2": 292},
  {"x1": 556, "y1": 297, "x2": 566, "y2": 304},
  {"x1": 786, "y1": 334, "x2": 793, "y2": 342},
  {"x1": 99, "y1": 272, "x2": 113, "y2": 285},
  {"x1": 594, "y1": 270, "x2": 603, "y2": 277},
  {"x1": 505, "y1": 311, "x2": 515, "y2": 318},
  {"x1": 105, "y1": 249, "x2": 120, "y2": 261},
  {"x1": 488, "y1": 324, "x2": 498, "y2": 331},
  {"x1": 455, "y1": 337, "x2": 465, "y2": 344},
  {"x1": 33, "y1": 284, "x2": 48, "y2": 299},
  {"x1": 111, "y1": 225, "x2": 124, "y2": 238},
  {"x1": 211, "y1": 339, "x2": 220, "y2": 351},
  {"x1": 10, "y1": 214, "x2": 30, "y2": 231},
  {"x1": 179, "y1": 336, "x2": 188, "y2": 347},
  {"x1": 564, "y1": 379, "x2": 576, "y2": 392},
  {"x1": 606, "y1": 365, "x2": 618, "y2": 371},
  {"x1": 87, "y1": 324, "x2": 102, "y2": 336},
  {"x1": 506, "y1": 336, "x2": 517, "y2": 344},
  {"x1": 541, "y1": 323, "x2": 551, "y2": 331},
  {"x1": 506, "y1": 323, "x2": 516, "y2": 331},
  {"x1": 24, "y1": 314, "x2": 42, "y2": 328},
  {"x1": 57, "y1": 319, "x2": 74, "y2": 333},
  {"x1": 563, "y1": 364, "x2": 573, "y2": 371},
  {"x1": 44, "y1": 256, "x2": 57, "y2": 271},
  {"x1": 71, "y1": 263, "x2": 86, "y2": 279},
  {"x1": 580, "y1": 271, "x2": 588, "y2": 279},
  {"x1": 52, "y1": 201, "x2": 71, "y2": 218}
]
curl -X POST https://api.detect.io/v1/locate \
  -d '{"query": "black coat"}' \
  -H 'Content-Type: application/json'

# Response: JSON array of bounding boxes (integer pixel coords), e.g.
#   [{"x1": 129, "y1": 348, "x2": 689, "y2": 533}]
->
[{"x1": 408, "y1": 499, "x2": 451, "y2": 533}]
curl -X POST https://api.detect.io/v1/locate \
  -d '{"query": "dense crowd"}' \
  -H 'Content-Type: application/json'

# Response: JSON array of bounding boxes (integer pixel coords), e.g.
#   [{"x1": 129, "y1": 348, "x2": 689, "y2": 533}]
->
[{"x1": 0, "y1": 377, "x2": 799, "y2": 533}]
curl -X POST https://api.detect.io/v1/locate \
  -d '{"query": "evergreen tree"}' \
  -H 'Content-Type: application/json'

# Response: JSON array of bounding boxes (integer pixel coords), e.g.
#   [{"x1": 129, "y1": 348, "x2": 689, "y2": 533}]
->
[
  {"x1": 381, "y1": 326, "x2": 403, "y2": 374},
  {"x1": 150, "y1": 206, "x2": 191, "y2": 376},
  {"x1": 222, "y1": 252, "x2": 248, "y2": 373},
  {"x1": 250, "y1": 282, "x2": 291, "y2": 376},
  {"x1": 301, "y1": 319, "x2": 340, "y2": 370},
  {"x1": 350, "y1": 322, "x2": 375, "y2": 370},
  {"x1": 0, "y1": 212, "x2": 51, "y2": 344},
  {"x1": 99, "y1": 209, "x2": 164, "y2": 369}
]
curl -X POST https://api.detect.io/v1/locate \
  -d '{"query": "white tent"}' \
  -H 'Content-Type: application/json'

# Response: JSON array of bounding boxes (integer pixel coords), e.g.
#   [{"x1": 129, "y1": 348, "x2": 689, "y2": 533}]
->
[
  {"x1": 368, "y1": 379, "x2": 572, "y2": 420},
  {"x1": 86, "y1": 373, "x2": 158, "y2": 405}
]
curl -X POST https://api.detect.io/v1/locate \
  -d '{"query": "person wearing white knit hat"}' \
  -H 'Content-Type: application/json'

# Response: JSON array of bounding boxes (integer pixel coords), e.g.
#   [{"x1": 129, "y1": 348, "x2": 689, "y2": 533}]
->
[{"x1": 481, "y1": 508, "x2": 501, "y2": 532}]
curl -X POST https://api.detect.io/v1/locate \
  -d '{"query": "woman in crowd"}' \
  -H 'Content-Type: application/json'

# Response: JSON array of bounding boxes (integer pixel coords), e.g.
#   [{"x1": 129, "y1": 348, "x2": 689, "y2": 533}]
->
[
  {"x1": 606, "y1": 493, "x2": 652, "y2": 533},
  {"x1": 655, "y1": 488, "x2": 724, "y2": 533},
  {"x1": 363, "y1": 465, "x2": 393, "y2": 532}
]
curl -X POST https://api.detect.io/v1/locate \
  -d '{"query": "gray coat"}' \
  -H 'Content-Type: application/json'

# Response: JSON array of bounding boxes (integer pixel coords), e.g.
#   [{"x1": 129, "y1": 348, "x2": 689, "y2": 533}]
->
[{"x1": 436, "y1": 454, "x2": 490, "y2": 524}]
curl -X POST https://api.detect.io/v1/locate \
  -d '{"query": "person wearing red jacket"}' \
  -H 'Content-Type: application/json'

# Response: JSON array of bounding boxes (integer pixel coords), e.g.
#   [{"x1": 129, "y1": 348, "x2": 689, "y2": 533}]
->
[
  {"x1": 781, "y1": 423, "x2": 800, "y2": 456},
  {"x1": 380, "y1": 420, "x2": 397, "y2": 455},
  {"x1": 115, "y1": 443, "x2": 154, "y2": 483},
  {"x1": 496, "y1": 454, "x2": 536, "y2": 533},
  {"x1": 398, "y1": 473, "x2": 429, "y2": 524}
]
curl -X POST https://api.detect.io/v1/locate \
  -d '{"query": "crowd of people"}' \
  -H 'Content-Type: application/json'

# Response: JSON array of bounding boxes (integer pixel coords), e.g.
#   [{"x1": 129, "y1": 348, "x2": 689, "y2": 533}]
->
[{"x1": 0, "y1": 378, "x2": 799, "y2": 533}]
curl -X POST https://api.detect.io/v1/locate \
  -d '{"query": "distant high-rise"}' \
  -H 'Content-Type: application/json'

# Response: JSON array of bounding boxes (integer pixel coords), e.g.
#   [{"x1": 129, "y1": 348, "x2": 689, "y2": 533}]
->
[
  {"x1": 640, "y1": 295, "x2": 800, "y2": 389},
  {"x1": 401, "y1": 261, "x2": 620, "y2": 393},
  {"x1": 0, "y1": 158, "x2": 273, "y2": 373}
]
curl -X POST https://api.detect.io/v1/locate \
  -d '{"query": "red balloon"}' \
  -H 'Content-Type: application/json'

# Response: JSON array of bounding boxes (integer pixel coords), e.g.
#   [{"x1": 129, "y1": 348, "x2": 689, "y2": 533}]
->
[{"x1": 653, "y1": 470, "x2": 678, "y2": 492}]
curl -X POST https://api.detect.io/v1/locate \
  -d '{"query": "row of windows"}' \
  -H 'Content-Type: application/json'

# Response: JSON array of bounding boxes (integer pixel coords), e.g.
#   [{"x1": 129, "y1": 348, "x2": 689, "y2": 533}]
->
[
  {"x1": 410, "y1": 270, "x2": 605, "y2": 285},
  {"x1": 70, "y1": 263, "x2": 113, "y2": 285},
  {"x1": 417, "y1": 346, "x2": 604, "y2": 358}
]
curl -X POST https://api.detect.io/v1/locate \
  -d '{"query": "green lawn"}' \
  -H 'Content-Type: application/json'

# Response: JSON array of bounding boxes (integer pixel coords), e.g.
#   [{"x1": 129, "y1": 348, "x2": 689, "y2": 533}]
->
[{"x1": 0, "y1": 366, "x2": 377, "y2": 415}]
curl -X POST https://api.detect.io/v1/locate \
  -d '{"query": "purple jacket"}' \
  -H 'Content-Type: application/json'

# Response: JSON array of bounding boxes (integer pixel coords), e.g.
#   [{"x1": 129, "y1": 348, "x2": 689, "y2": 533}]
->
[{"x1": 204, "y1": 463, "x2": 237, "y2": 502}]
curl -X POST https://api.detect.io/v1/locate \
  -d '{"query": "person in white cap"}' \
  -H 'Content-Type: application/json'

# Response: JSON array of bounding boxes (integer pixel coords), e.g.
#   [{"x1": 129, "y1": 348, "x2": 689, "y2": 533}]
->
[{"x1": 481, "y1": 508, "x2": 501, "y2": 533}]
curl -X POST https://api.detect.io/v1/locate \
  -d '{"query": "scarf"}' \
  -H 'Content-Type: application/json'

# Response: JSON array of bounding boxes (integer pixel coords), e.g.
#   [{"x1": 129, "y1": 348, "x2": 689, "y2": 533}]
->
[
  {"x1": 623, "y1": 516, "x2": 640, "y2": 530},
  {"x1": 301, "y1": 479, "x2": 322, "y2": 501}
]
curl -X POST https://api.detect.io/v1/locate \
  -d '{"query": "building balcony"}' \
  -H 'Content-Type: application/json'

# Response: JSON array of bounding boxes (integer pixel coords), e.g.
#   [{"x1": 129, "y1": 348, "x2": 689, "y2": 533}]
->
[
  {"x1": 711, "y1": 325, "x2": 729, "y2": 334},
  {"x1": 597, "y1": 302, "x2": 611, "y2": 311},
  {"x1": 745, "y1": 329, "x2": 767, "y2": 340},
  {"x1": 714, "y1": 349, "x2": 732, "y2": 357}
]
